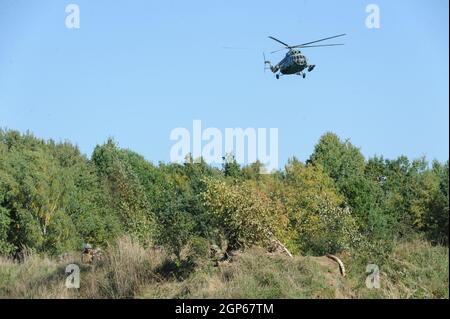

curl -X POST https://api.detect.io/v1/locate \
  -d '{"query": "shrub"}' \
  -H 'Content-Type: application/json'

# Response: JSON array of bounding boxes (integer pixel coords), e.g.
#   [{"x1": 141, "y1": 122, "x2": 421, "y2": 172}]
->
[
  {"x1": 201, "y1": 178, "x2": 290, "y2": 250},
  {"x1": 156, "y1": 207, "x2": 195, "y2": 261},
  {"x1": 297, "y1": 200, "x2": 361, "y2": 255}
]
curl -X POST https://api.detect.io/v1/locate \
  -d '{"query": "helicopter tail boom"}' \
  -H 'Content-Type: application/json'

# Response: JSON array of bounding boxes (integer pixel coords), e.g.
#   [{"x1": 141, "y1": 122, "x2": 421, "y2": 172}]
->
[{"x1": 263, "y1": 52, "x2": 279, "y2": 73}]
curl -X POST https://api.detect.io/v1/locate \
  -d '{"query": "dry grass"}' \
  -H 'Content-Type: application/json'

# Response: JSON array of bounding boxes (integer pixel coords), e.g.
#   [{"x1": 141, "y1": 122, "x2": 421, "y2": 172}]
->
[
  {"x1": 0, "y1": 238, "x2": 448, "y2": 299},
  {"x1": 0, "y1": 237, "x2": 168, "y2": 299},
  {"x1": 0, "y1": 249, "x2": 79, "y2": 298},
  {"x1": 80, "y1": 236, "x2": 167, "y2": 298},
  {"x1": 345, "y1": 239, "x2": 449, "y2": 299},
  {"x1": 140, "y1": 248, "x2": 340, "y2": 299}
]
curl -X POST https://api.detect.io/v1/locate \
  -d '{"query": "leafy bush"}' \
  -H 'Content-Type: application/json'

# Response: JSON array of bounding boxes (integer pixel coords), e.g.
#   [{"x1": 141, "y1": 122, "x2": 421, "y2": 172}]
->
[
  {"x1": 423, "y1": 161, "x2": 449, "y2": 244},
  {"x1": 156, "y1": 206, "x2": 195, "y2": 261},
  {"x1": 297, "y1": 200, "x2": 360, "y2": 255},
  {"x1": 92, "y1": 140, "x2": 156, "y2": 245},
  {"x1": 201, "y1": 178, "x2": 290, "y2": 250}
]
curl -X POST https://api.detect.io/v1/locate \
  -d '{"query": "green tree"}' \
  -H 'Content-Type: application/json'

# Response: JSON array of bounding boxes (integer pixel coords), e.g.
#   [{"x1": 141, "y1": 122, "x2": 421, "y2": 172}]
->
[
  {"x1": 202, "y1": 178, "x2": 290, "y2": 250},
  {"x1": 309, "y1": 132, "x2": 365, "y2": 182},
  {"x1": 92, "y1": 139, "x2": 156, "y2": 245},
  {"x1": 309, "y1": 133, "x2": 392, "y2": 241},
  {"x1": 281, "y1": 159, "x2": 360, "y2": 254},
  {"x1": 423, "y1": 161, "x2": 449, "y2": 244},
  {"x1": 0, "y1": 130, "x2": 123, "y2": 254},
  {"x1": 222, "y1": 154, "x2": 242, "y2": 180},
  {"x1": 156, "y1": 203, "x2": 195, "y2": 260}
]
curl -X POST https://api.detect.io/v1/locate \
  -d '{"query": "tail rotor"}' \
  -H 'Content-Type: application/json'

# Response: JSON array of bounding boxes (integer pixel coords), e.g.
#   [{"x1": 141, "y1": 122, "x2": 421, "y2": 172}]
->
[{"x1": 263, "y1": 52, "x2": 270, "y2": 73}]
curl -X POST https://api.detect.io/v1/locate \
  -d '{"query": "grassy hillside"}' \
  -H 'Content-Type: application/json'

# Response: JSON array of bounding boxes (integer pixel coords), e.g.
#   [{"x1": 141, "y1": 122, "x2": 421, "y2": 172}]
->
[{"x1": 0, "y1": 236, "x2": 447, "y2": 299}]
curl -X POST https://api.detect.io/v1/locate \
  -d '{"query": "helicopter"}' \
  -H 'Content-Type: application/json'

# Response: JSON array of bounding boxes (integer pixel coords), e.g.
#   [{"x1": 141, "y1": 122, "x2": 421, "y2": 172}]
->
[{"x1": 264, "y1": 33, "x2": 346, "y2": 79}]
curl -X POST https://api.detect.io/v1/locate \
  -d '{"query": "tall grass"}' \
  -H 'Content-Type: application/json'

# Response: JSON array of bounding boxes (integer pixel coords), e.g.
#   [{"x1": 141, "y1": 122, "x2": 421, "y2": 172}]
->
[
  {"x1": 0, "y1": 249, "x2": 77, "y2": 298},
  {"x1": 346, "y1": 239, "x2": 449, "y2": 299},
  {"x1": 140, "y1": 248, "x2": 339, "y2": 299},
  {"x1": 80, "y1": 236, "x2": 167, "y2": 298},
  {"x1": 0, "y1": 237, "x2": 448, "y2": 299},
  {"x1": 0, "y1": 237, "x2": 168, "y2": 299}
]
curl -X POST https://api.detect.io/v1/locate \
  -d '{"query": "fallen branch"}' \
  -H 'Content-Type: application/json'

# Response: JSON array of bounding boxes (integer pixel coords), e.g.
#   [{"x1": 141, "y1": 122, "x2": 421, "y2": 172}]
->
[
  {"x1": 266, "y1": 230, "x2": 293, "y2": 258},
  {"x1": 273, "y1": 238, "x2": 293, "y2": 258},
  {"x1": 326, "y1": 254, "x2": 346, "y2": 277}
]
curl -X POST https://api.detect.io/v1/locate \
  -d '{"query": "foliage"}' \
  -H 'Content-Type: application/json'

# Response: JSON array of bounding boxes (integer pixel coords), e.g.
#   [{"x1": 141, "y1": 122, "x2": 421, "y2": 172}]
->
[
  {"x1": 0, "y1": 130, "x2": 118, "y2": 254},
  {"x1": 309, "y1": 132, "x2": 365, "y2": 182},
  {"x1": 278, "y1": 159, "x2": 359, "y2": 254},
  {"x1": 0, "y1": 129, "x2": 448, "y2": 263},
  {"x1": 201, "y1": 178, "x2": 290, "y2": 250},
  {"x1": 309, "y1": 132, "x2": 449, "y2": 246},
  {"x1": 92, "y1": 140, "x2": 155, "y2": 245},
  {"x1": 296, "y1": 201, "x2": 360, "y2": 255},
  {"x1": 423, "y1": 161, "x2": 449, "y2": 244},
  {"x1": 222, "y1": 154, "x2": 243, "y2": 180},
  {"x1": 156, "y1": 204, "x2": 195, "y2": 260}
]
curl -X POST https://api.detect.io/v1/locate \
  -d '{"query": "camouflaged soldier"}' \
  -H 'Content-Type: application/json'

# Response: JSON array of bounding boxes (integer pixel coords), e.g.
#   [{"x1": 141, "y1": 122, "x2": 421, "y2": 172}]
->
[
  {"x1": 82, "y1": 243, "x2": 103, "y2": 264},
  {"x1": 81, "y1": 243, "x2": 94, "y2": 263}
]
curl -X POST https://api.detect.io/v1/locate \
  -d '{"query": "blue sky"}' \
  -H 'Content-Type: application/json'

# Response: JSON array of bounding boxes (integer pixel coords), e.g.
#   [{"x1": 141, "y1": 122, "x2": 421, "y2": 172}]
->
[{"x1": 0, "y1": 0, "x2": 448, "y2": 168}]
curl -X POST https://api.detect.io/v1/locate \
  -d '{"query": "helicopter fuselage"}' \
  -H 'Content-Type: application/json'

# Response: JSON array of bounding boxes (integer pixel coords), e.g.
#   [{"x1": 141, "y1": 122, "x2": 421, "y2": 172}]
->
[{"x1": 276, "y1": 49, "x2": 308, "y2": 74}]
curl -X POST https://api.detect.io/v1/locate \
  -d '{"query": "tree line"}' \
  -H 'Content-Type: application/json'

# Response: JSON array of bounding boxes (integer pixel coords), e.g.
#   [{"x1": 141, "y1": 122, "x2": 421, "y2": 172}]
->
[{"x1": 0, "y1": 129, "x2": 448, "y2": 259}]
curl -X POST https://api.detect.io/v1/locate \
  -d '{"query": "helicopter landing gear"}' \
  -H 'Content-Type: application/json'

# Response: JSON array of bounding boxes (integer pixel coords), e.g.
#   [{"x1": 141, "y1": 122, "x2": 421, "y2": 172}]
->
[
  {"x1": 276, "y1": 74, "x2": 280, "y2": 80},
  {"x1": 302, "y1": 73, "x2": 306, "y2": 79},
  {"x1": 307, "y1": 64, "x2": 316, "y2": 72}
]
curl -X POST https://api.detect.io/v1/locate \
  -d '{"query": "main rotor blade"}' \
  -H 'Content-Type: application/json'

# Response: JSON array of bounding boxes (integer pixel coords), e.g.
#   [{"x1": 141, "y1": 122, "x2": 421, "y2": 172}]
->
[
  {"x1": 293, "y1": 33, "x2": 346, "y2": 47},
  {"x1": 270, "y1": 43, "x2": 344, "y2": 53},
  {"x1": 270, "y1": 48, "x2": 288, "y2": 54},
  {"x1": 294, "y1": 43, "x2": 345, "y2": 48},
  {"x1": 268, "y1": 36, "x2": 290, "y2": 48},
  {"x1": 222, "y1": 46, "x2": 254, "y2": 50}
]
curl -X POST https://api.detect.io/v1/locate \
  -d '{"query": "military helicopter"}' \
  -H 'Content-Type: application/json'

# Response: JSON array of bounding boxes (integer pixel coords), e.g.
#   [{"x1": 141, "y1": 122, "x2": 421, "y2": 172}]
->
[{"x1": 264, "y1": 34, "x2": 346, "y2": 79}]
